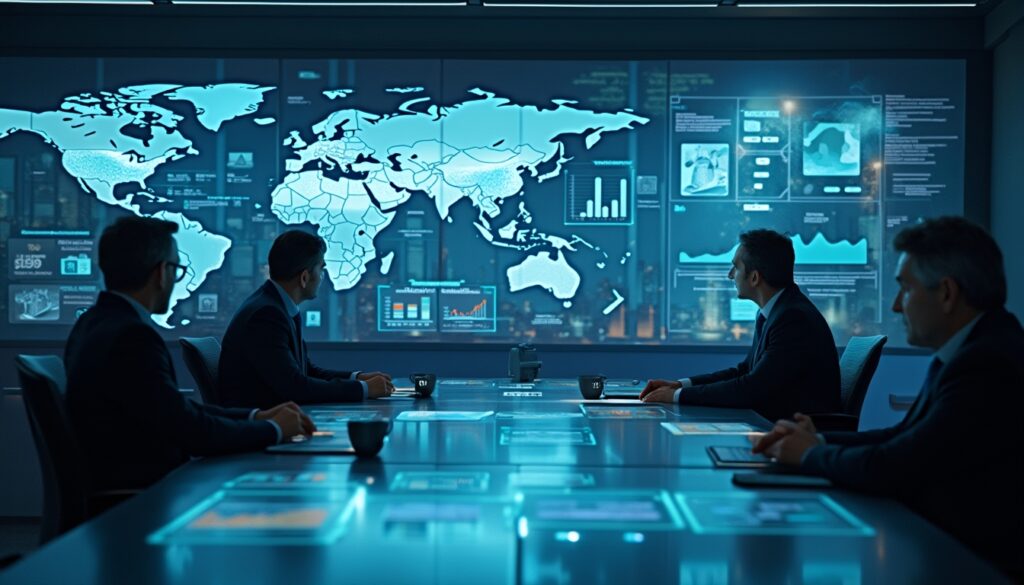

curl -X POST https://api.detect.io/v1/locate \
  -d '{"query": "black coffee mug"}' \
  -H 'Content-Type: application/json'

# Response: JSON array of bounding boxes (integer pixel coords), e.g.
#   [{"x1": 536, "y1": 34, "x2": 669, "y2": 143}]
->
[
  {"x1": 409, "y1": 373, "x2": 437, "y2": 398},
  {"x1": 578, "y1": 374, "x2": 607, "y2": 399},
  {"x1": 347, "y1": 418, "x2": 391, "y2": 458}
]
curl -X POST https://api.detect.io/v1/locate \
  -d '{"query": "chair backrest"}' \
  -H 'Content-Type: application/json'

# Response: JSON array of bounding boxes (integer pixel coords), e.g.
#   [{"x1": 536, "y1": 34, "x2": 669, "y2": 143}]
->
[
  {"x1": 15, "y1": 354, "x2": 87, "y2": 544},
  {"x1": 838, "y1": 335, "x2": 888, "y2": 417},
  {"x1": 179, "y1": 337, "x2": 222, "y2": 405}
]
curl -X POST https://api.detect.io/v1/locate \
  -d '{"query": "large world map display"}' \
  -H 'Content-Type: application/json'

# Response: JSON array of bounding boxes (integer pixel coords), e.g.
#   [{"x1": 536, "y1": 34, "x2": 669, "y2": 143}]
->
[
  {"x1": 0, "y1": 82, "x2": 646, "y2": 328},
  {"x1": 0, "y1": 58, "x2": 966, "y2": 346}
]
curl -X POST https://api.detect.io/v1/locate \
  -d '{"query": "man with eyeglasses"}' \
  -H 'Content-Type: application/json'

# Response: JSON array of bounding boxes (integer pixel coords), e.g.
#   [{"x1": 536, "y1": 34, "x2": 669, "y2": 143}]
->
[
  {"x1": 65, "y1": 216, "x2": 315, "y2": 492},
  {"x1": 219, "y1": 230, "x2": 393, "y2": 408}
]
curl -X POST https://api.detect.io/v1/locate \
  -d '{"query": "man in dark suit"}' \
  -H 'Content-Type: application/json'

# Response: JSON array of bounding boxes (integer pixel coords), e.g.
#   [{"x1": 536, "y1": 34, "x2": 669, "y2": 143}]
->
[
  {"x1": 641, "y1": 229, "x2": 841, "y2": 422},
  {"x1": 219, "y1": 230, "x2": 393, "y2": 409},
  {"x1": 753, "y1": 217, "x2": 1023, "y2": 579},
  {"x1": 66, "y1": 217, "x2": 314, "y2": 491}
]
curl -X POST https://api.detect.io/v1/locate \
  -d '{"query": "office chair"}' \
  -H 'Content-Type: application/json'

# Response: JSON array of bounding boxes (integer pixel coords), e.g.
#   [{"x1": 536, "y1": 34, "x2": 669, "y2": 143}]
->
[
  {"x1": 807, "y1": 335, "x2": 887, "y2": 432},
  {"x1": 16, "y1": 355, "x2": 86, "y2": 543},
  {"x1": 16, "y1": 355, "x2": 140, "y2": 544},
  {"x1": 179, "y1": 337, "x2": 222, "y2": 406}
]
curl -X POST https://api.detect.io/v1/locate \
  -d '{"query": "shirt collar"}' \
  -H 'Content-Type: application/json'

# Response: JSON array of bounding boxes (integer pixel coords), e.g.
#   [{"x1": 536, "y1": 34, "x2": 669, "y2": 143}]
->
[
  {"x1": 759, "y1": 288, "x2": 785, "y2": 320},
  {"x1": 108, "y1": 290, "x2": 155, "y2": 325},
  {"x1": 269, "y1": 280, "x2": 300, "y2": 318},
  {"x1": 934, "y1": 313, "x2": 984, "y2": 365}
]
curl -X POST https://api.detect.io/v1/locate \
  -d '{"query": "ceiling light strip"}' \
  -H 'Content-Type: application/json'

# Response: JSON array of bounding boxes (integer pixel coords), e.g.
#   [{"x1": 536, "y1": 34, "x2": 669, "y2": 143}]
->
[
  {"x1": 0, "y1": 0, "x2": 153, "y2": 3},
  {"x1": 738, "y1": 3, "x2": 976, "y2": 7},
  {"x1": 173, "y1": 0, "x2": 464, "y2": 4},
  {"x1": 0, "y1": 0, "x2": 466, "y2": 4},
  {"x1": 483, "y1": 2, "x2": 718, "y2": 6}
]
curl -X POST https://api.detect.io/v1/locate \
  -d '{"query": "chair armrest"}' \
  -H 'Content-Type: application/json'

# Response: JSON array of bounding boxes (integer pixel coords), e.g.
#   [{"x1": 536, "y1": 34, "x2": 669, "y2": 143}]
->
[
  {"x1": 804, "y1": 413, "x2": 859, "y2": 432},
  {"x1": 888, "y1": 394, "x2": 916, "y2": 411}
]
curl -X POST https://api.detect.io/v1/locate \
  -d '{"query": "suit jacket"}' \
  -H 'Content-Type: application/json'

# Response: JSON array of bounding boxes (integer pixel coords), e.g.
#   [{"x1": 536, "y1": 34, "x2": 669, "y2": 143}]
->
[
  {"x1": 680, "y1": 285, "x2": 841, "y2": 422},
  {"x1": 65, "y1": 292, "x2": 277, "y2": 491},
  {"x1": 219, "y1": 281, "x2": 363, "y2": 409},
  {"x1": 803, "y1": 309, "x2": 1024, "y2": 578}
]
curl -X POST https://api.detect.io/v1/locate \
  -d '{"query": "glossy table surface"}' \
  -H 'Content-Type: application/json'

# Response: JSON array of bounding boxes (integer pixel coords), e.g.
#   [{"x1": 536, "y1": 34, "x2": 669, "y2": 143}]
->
[{"x1": 0, "y1": 379, "x2": 1011, "y2": 584}]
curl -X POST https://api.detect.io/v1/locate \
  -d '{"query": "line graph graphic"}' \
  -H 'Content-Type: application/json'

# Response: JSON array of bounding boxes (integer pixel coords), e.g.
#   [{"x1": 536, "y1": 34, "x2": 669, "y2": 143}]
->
[
  {"x1": 440, "y1": 286, "x2": 497, "y2": 333},
  {"x1": 448, "y1": 297, "x2": 488, "y2": 319},
  {"x1": 678, "y1": 233, "x2": 868, "y2": 266}
]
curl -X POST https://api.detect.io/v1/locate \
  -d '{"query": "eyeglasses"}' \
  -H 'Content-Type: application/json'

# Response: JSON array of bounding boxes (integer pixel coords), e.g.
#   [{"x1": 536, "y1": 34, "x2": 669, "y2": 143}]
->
[{"x1": 166, "y1": 261, "x2": 189, "y2": 283}]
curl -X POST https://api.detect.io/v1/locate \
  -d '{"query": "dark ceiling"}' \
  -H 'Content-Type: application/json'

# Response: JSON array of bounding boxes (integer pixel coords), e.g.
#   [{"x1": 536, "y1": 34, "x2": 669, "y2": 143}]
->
[{"x1": 0, "y1": 0, "x2": 1007, "y2": 13}]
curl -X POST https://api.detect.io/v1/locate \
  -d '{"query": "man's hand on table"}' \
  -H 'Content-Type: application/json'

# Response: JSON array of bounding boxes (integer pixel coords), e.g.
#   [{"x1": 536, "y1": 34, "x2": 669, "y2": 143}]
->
[
  {"x1": 357, "y1": 372, "x2": 395, "y2": 397},
  {"x1": 257, "y1": 401, "x2": 316, "y2": 439},
  {"x1": 749, "y1": 413, "x2": 821, "y2": 465},
  {"x1": 640, "y1": 379, "x2": 682, "y2": 403},
  {"x1": 358, "y1": 371, "x2": 392, "y2": 382},
  {"x1": 366, "y1": 375, "x2": 394, "y2": 399}
]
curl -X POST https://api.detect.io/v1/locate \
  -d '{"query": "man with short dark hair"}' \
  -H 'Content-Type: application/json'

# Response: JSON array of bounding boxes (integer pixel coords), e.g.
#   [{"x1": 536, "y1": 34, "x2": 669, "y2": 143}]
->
[
  {"x1": 66, "y1": 216, "x2": 314, "y2": 491},
  {"x1": 219, "y1": 230, "x2": 393, "y2": 408},
  {"x1": 753, "y1": 216, "x2": 1023, "y2": 579},
  {"x1": 641, "y1": 229, "x2": 841, "y2": 422}
]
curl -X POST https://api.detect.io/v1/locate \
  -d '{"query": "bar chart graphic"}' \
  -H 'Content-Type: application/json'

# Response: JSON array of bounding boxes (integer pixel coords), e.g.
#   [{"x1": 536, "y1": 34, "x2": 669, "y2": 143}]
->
[
  {"x1": 565, "y1": 163, "x2": 634, "y2": 226},
  {"x1": 377, "y1": 286, "x2": 438, "y2": 332},
  {"x1": 440, "y1": 286, "x2": 497, "y2": 332}
]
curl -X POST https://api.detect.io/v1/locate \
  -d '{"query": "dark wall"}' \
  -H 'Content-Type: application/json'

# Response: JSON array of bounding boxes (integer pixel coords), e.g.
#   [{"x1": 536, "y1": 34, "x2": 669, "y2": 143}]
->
[
  {"x1": 990, "y1": 15, "x2": 1024, "y2": 317},
  {"x1": 0, "y1": 6, "x2": 987, "y2": 56}
]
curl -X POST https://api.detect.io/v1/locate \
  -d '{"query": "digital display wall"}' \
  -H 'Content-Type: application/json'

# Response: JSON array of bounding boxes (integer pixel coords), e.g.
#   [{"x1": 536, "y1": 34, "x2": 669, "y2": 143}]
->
[{"x1": 0, "y1": 58, "x2": 965, "y2": 346}]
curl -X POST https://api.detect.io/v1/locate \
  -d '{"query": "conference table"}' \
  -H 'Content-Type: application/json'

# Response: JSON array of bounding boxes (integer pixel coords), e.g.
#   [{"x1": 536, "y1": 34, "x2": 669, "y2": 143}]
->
[{"x1": 0, "y1": 378, "x2": 1012, "y2": 584}]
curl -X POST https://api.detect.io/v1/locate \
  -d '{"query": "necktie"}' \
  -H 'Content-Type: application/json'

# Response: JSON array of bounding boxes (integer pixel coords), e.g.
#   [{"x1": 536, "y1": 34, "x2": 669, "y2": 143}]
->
[
  {"x1": 751, "y1": 312, "x2": 767, "y2": 364},
  {"x1": 292, "y1": 313, "x2": 306, "y2": 375},
  {"x1": 903, "y1": 357, "x2": 943, "y2": 425}
]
